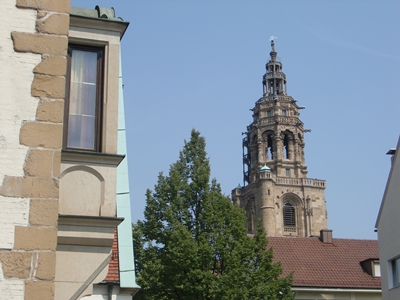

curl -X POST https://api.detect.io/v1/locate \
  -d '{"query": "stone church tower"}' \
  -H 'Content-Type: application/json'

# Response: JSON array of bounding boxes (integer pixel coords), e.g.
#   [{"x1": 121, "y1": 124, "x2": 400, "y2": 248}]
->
[{"x1": 232, "y1": 40, "x2": 327, "y2": 237}]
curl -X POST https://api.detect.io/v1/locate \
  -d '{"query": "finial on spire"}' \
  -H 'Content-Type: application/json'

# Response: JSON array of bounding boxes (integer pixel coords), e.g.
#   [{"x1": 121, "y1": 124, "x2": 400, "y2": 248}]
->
[{"x1": 269, "y1": 35, "x2": 277, "y2": 52}]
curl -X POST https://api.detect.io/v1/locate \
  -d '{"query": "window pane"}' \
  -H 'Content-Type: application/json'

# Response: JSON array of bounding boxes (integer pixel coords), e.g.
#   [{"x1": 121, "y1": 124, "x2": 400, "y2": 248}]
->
[
  {"x1": 69, "y1": 82, "x2": 96, "y2": 116},
  {"x1": 71, "y1": 50, "x2": 97, "y2": 84},
  {"x1": 395, "y1": 258, "x2": 400, "y2": 286},
  {"x1": 67, "y1": 114, "x2": 95, "y2": 149},
  {"x1": 67, "y1": 49, "x2": 98, "y2": 150},
  {"x1": 374, "y1": 262, "x2": 381, "y2": 277}
]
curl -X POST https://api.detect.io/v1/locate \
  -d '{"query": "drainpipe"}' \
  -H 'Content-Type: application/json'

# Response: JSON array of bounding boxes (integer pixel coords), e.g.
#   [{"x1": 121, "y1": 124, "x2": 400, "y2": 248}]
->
[{"x1": 108, "y1": 285, "x2": 113, "y2": 300}]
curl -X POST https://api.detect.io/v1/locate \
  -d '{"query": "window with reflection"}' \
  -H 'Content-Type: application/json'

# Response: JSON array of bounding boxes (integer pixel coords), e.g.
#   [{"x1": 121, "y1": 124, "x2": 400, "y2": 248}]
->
[{"x1": 64, "y1": 45, "x2": 103, "y2": 151}]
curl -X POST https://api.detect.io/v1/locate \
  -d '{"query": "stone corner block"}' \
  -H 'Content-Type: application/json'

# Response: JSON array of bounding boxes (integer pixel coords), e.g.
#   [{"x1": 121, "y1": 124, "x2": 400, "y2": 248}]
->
[
  {"x1": 14, "y1": 227, "x2": 57, "y2": 251},
  {"x1": 36, "y1": 251, "x2": 56, "y2": 280},
  {"x1": 34, "y1": 56, "x2": 67, "y2": 77},
  {"x1": 25, "y1": 280, "x2": 55, "y2": 300},
  {"x1": 30, "y1": 199, "x2": 59, "y2": 226},
  {"x1": 24, "y1": 149, "x2": 53, "y2": 177},
  {"x1": 36, "y1": 99, "x2": 64, "y2": 123},
  {"x1": 0, "y1": 251, "x2": 32, "y2": 279},
  {"x1": 0, "y1": 176, "x2": 23, "y2": 197},
  {"x1": 16, "y1": 0, "x2": 70, "y2": 13},
  {"x1": 0, "y1": 176, "x2": 59, "y2": 198},
  {"x1": 12, "y1": 32, "x2": 67, "y2": 56},
  {"x1": 32, "y1": 74, "x2": 65, "y2": 98},
  {"x1": 37, "y1": 13, "x2": 69, "y2": 35},
  {"x1": 20, "y1": 122, "x2": 62, "y2": 149}
]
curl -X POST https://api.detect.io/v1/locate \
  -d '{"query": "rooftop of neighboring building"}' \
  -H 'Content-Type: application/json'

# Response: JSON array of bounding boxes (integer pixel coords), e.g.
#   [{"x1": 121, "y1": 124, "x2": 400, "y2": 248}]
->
[
  {"x1": 104, "y1": 229, "x2": 120, "y2": 283},
  {"x1": 268, "y1": 234, "x2": 381, "y2": 289}
]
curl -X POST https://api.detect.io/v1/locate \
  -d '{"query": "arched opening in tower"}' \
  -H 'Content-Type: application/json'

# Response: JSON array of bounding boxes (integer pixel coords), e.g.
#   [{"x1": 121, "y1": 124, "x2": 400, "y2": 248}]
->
[
  {"x1": 269, "y1": 80, "x2": 274, "y2": 95},
  {"x1": 267, "y1": 135, "x2": 274, "y2": 160},
  {"x1": 283, "y1": 134, "x2": 289, "y2": 159}
]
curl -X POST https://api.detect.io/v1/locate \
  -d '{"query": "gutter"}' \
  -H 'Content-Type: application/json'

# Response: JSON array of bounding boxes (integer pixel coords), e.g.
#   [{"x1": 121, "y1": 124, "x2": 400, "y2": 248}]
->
[{"x1": 292, "y1": 287, "x2": 382, "y2": 293}]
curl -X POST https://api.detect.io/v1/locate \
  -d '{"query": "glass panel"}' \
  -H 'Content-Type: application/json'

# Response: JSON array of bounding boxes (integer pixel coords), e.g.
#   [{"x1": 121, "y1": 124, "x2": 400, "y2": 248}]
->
[
  {"x1": 395, "y1": 258, "x2": 400, "y2": 286},
  {"x1": 374, "y1": 262, "x2": 381, "y2": 277},
  {"x1": 67, "y1": 49, "x2": 98, "y2": 150}
]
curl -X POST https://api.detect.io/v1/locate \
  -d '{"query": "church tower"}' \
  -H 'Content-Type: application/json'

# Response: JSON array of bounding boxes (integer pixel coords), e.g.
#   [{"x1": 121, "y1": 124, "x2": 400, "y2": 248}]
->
[{"x1": 232, "y1": 39, "x2": 327, "y2": 237}]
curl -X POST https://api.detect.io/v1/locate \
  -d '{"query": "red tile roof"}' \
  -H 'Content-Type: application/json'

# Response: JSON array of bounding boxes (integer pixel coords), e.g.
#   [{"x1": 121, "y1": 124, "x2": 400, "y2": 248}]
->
[
  {"x1": 267, "y1": 236, "x2": 381, "y2": 289},
  {"x1": 104, "y1": 228, "x2": 120, "y2": 283}
]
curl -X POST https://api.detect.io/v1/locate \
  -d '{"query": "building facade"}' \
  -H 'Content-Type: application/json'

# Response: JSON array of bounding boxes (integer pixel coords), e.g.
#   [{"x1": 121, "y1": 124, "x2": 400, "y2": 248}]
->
[
  {"x1": 0, "y1": 2, "x2": 138, "y2": 299},
  {"x1": 376, "y1": 139, "x2": 400, "y2": 300},
  {"x1": 232, "y1": 40, "x2": 327, "y2": 237}
]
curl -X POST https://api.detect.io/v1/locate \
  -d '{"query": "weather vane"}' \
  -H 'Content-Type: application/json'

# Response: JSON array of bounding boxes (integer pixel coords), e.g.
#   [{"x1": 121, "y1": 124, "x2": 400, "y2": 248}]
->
[{"x1": 270, "y1": 35, "x2": 277, "y2": 51}]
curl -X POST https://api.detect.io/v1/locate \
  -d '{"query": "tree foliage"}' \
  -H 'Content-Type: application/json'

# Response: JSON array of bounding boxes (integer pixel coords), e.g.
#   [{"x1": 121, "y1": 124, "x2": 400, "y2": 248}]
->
[{"x1": 133, "y1": 129, "x2": 294, "y2": 299}]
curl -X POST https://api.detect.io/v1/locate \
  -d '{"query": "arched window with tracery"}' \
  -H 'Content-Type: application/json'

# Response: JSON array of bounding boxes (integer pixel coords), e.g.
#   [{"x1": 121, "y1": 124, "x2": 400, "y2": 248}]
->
[{"x1": 283, "y1": 202, "x2": 296, "y2": 233}]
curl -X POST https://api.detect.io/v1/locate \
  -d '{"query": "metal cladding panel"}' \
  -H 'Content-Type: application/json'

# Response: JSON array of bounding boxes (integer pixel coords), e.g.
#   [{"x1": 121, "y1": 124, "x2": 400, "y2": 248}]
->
[{"x1": 116, "y1": 51, "x2": 140, "y2": 289}]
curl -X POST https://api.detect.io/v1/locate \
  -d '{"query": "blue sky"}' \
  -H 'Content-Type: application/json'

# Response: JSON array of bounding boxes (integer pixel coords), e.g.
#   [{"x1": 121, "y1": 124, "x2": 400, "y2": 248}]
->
[{"x1": 71, "y1": 1, "x2": 400, "y2": 239}]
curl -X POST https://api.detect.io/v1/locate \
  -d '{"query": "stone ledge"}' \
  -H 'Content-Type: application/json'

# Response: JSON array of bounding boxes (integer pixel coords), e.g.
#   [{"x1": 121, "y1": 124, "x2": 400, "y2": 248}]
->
[
  {"x1": 58, "y1": 214, "x2": 123, "y2": 247},
  {"x1": 58, "y1": 214, "x2": 123, "y2": 228},
  {"x1": 61, "y1": 150, "x2": 125, "y2": 167}
]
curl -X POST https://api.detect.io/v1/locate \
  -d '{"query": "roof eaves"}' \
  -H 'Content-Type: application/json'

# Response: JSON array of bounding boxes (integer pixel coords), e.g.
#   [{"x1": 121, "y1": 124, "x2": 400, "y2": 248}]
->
[{"x1": 70, "y1": 6, "x2": 130, "y2": 39}]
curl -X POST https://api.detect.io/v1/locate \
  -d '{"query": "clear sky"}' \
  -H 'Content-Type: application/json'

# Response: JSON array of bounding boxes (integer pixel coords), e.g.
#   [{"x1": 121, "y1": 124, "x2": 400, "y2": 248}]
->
[{"x1": 71, "y1": 0, "x2": 400, "y2": 239}]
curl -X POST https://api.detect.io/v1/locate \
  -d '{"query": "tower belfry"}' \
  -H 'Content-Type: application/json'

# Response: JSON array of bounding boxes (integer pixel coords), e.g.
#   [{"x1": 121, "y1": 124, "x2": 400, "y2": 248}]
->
[{"x1": 232, "y1": 39, "x2": 327, "y2": 237}]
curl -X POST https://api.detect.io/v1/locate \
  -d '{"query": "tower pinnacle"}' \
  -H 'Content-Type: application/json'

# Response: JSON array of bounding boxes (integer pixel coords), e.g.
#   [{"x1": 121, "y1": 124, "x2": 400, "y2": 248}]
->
[{"x1": 269, "y1": 35, "x2": 277, "y2": 61}]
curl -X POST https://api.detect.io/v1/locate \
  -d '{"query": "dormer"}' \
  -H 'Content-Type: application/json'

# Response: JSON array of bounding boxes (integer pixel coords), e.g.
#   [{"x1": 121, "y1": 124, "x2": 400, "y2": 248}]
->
[{"x1": 361, "y1": 258, "x2": 381, "y2": 278}]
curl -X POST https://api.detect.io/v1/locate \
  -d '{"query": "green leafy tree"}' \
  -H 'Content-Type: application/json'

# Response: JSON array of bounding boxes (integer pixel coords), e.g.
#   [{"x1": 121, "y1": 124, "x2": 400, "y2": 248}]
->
[{"x1": 133, "y1": 129, "x2": 294, "y2": 300}]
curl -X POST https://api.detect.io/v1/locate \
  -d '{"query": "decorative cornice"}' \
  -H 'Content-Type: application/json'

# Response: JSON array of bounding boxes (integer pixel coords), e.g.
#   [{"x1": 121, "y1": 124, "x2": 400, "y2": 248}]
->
[
  {"x1": 57, "y1": 214, "x2": 124, "y2": 247},
  {"x1": 58, "y1": 214, "x2": 124, "y2": 228},
  {"x1": 61, "y1": 149, "x2": 125, "y2": 167},
  {"x1": 69, "y1": 14, "x2": 129, "y2": 39}
]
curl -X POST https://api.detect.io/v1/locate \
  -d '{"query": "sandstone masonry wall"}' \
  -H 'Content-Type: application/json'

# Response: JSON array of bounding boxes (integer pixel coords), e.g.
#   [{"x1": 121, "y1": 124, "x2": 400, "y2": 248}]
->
[{"x1": 0, "y1": 1, "x2": 70, "y2": 299}]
